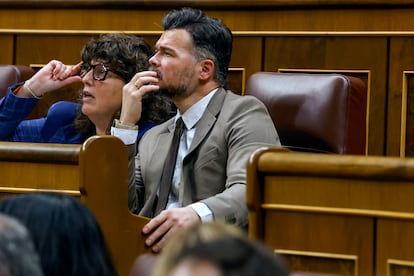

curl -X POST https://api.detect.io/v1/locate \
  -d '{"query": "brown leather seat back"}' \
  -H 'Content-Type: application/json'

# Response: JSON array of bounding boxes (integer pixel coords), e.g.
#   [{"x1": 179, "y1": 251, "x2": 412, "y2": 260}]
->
[
  {"x1": 245, "y1": 72, "x2": 367, "y2": 154},
  {"x1": 0, "y1": 65, "x2": 35, "y2": 97}
]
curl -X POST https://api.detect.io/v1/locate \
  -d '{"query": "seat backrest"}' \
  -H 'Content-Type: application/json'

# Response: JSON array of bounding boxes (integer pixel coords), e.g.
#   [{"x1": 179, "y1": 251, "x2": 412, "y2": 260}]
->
[
  {"x1": 0, "y1": 65, "x2": 35, "y2": 97},
  {"x1": 245, "y1": 72, "x2": 367, "y2": 155}
]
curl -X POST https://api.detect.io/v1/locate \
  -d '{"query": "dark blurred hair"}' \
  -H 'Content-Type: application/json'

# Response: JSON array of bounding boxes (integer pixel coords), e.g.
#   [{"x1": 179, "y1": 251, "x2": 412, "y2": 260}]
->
[
  {"x1": 0, "y1": 192, "x2": 117, "y2": 276},
  {"x1": 162, "y1": 7, "x2": 233, "y2": 88},
  {"x1": 74, "y1": 33, "x2": 174, "y2": 136},
  {"x1": 172, "y1": 236, "x2": 290, "y2": 276},
  {"x1": 0, "y1": 214, "x2": 43, "y2": 276}
]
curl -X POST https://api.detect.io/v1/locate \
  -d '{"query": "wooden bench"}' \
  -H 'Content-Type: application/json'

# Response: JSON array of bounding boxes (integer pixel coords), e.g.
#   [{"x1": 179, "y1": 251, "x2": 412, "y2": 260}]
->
[
  {"x1": 0, "y1": 136, "x2": 151, "y2": 276},
  {"x1": 247, "y1": 147, "x2": 414, "y2": 276}
]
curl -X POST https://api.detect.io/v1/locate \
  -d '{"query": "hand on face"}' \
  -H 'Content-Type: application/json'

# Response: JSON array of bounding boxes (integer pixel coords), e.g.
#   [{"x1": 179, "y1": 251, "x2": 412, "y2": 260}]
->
[
  {"x1": 119, "y1": 70, "x2": 160, "y2": 126},
  {"x1": 142, "y1": 207, "x2": 201, "y2": 253},
  {"x1": 23, "y1": 60, "x2": 82, "y2": 97}
]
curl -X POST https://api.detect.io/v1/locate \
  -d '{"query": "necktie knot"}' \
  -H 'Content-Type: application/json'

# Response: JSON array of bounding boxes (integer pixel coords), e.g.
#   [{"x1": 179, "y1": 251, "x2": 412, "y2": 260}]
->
[{"x1": 175, "y1": 117, "x2": 184, "y2": 132}]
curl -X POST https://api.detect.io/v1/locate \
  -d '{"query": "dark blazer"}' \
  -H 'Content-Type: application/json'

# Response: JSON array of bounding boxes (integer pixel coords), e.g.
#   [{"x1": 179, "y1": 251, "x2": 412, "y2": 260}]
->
[
  {"x1": 0, "y1": 84, "x2": 84, "y2": 143},
  {"x1": 132, "y1": 88, "x2": 281, "y2": 226}
]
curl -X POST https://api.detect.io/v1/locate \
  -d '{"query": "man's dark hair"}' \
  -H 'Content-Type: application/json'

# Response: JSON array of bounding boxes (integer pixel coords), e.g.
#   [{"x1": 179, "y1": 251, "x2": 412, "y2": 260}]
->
[{"x1": 162, "y1": 7, "x2": 233, "y2": 88}]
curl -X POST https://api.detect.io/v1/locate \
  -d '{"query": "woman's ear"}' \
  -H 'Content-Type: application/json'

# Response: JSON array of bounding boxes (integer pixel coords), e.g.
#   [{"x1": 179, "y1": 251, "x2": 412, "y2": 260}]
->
[{"x1": 199, "y1": 59, "x2": 215, "y2": 81}]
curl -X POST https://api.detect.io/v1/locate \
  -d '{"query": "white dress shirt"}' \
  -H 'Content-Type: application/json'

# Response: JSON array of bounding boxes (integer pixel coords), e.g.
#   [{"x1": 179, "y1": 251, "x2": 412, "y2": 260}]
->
[
  {"x1": 165, "y1": 88, "x2": 218, "y2": 222},
  {"x1": 110, "y1": 119, "x2": 138, "y2": 145}
]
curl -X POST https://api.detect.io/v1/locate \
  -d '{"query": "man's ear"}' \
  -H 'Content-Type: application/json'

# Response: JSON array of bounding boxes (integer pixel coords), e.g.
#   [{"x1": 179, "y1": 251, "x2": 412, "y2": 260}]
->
[{"x1": 199, "y1": 59, "x2": 215, "y2": 81}]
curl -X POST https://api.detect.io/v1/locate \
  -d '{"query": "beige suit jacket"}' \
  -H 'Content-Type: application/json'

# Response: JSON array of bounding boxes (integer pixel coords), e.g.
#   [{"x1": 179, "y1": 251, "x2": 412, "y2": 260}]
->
[{"x1": 131, "y1": 88, "x2": 280, "y2": 227}]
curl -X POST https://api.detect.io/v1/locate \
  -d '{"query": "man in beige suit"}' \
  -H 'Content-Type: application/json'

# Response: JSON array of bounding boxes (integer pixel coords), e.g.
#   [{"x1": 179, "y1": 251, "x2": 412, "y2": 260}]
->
[{"x1": 124, "y1": 7, "x2": 280, "y2": 252}]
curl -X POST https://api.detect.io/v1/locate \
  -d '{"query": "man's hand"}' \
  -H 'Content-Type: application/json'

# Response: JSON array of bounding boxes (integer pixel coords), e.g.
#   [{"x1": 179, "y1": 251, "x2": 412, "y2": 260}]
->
[{"x1": 142, "y1": 207, "x2": 201, "y2": 253}]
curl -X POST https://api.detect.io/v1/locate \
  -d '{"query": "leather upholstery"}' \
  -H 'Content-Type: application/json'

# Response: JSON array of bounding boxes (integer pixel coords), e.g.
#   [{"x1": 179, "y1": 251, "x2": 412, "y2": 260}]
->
[
  {"x1": 0, "y1": 65, "x2": 35, "y2": 97},
  {"x1": 245, "y1": 72, "x2": 367, "y2": 154}
]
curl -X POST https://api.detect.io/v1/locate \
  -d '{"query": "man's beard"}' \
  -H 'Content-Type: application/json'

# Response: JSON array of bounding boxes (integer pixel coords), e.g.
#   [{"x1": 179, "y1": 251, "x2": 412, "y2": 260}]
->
[
  {"x1": 158, "y1": 84, "x2": 189, "y2": 99},
  {"x1": 150, "y1": 67, "x2": 193, "y2": 99}
]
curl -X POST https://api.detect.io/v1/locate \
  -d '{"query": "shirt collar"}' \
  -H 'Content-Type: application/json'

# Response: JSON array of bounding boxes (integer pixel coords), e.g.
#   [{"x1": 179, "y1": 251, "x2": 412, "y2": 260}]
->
[{"x1": 176, "y1": 88, "x2": 218, "y2": 130}]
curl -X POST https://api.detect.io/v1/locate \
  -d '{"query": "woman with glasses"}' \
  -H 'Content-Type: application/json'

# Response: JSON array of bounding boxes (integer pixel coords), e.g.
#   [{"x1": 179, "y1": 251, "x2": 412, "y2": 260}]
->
[
  {"x1": 0, "y1": 34, "x2": 174, "y2": 211},
  {"x1": 0, "y1": 33, "x2": 174, "y2": 144}
]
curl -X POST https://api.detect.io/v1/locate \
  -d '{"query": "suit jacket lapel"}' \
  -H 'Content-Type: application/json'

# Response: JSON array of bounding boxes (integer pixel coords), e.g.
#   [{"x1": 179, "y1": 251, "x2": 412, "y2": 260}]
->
[
  {"x1": 186, "y1": 88, "x2": 226, "y2": 157},
  {"x1": 180, "y1": 88, "x2": 227, "y2": 206},
  {"x1": 150, "y1": 119, "x2": 175, "y2": 185},
  {"x1": 158, "y1": 120, "x2": 176, "y2": 159}
]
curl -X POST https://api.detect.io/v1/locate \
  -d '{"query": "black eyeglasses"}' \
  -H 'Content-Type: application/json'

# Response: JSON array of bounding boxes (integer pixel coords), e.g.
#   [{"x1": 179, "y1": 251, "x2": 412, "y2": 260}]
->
[{"x1": 79, "y1": 63, "x2": 125, "y2": 81}]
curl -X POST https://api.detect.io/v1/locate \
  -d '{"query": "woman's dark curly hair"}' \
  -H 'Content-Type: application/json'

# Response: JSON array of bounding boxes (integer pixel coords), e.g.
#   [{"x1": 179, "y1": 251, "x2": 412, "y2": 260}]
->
[{"x1": 74, "y1": 33, "x2": 174, "y2": 137}]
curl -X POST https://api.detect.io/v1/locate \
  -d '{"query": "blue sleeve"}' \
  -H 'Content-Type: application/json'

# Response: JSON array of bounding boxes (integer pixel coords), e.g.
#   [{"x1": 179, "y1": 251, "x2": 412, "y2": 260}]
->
[
  {"x1": 137, "y1": 122, "x2": 159, "y2": 142},
  {"x1": 42, "y1": 101, "x2": 80, "y2": 141},
  {"x1": 0, "y1": 83, "x2": 41, "y2": 141},
  {"x1": 10, "y1": 101, "x2": 80, "y2": 143}
]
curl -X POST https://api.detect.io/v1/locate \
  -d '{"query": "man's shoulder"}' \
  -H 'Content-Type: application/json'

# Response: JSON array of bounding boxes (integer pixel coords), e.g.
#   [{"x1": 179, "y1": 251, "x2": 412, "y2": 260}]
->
[
  {"x1": 223, "y1": 89, "x2": 261, "y2": 103},
  {"x1": 222, "y1": 90, "x2": 266, "y2": 111}
]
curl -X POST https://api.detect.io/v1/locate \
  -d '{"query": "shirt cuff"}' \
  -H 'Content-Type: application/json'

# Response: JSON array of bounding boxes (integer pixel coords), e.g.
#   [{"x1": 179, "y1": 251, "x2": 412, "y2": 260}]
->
[
  {"x1": 189, "y1": 202, "x2": 214, "y2": 222},
  {"x1": 110, "y1": 119, "x2": 138, "y2": 145}
]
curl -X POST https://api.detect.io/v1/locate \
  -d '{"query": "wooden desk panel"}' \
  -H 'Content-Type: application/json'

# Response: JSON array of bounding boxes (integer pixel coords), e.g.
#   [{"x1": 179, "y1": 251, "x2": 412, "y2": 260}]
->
[
  {"x1": 377, "y1": 219, "x2": 414, "y2": 276},
  {"x1": 266, "y1": 211, "x2": 373, "y2": 276},
  {"x1": 247, "y1": 147, "x2": 414, "y2": 276}
]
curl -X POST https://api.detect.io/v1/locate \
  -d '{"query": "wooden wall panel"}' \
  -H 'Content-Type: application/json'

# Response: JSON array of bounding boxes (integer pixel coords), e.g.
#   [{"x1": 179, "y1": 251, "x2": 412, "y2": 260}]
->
[
  {"x1": 231, "y1": 36, "x2": 263, "y2": 81},
  {"x1": 0, "y1": 35, "x2": 14, "y2": 64},
  {"x1": 13, "y1": 33, "x2": 162, "y2": 66},
  {"x1": 265, "y1": 211, "x2": 373, "y2": 275},
  {"x1": 400, "y1": 72, "x2": 414, "y2": 158},
  {"x1": 0, "y1": 9, "x2": 168, "y2": 31},
  {"x1": 263, "y1": 36, "x2": 387, "y2": 155},
  {"x1": 4, "y1": 6, "x2": 414, "y2": 32},
  {"x1": 226, "y1": 68, "x2": 245, "y2": 95},
  {"x1": 388, "y1": 38, "x2": 414, "y2": 157},
  {"x1": 15, "y1": 34, "x2": 94, "y2": 65},
  {"x1": 376, "y1": 219, "x2": 414, "y2": 276}
]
